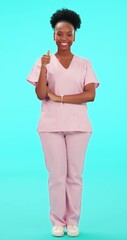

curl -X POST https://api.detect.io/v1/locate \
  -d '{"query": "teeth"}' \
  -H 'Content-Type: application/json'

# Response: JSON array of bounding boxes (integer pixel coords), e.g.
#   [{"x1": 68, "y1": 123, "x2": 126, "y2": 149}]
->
[{"x1": 60, "y1": 43, "x2": 68, "y2": 46}]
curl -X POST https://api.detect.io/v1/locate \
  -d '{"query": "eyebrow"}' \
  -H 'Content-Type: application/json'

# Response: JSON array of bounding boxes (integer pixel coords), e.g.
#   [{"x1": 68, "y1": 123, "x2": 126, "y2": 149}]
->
[{"x1": 56, "y1": 30, "x2": 73, "y2": 33}]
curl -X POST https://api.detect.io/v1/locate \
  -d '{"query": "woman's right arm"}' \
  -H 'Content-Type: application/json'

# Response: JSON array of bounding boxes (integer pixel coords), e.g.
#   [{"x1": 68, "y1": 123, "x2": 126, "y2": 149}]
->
[
  {"x1": 35, "y1": 50, "x2": 50, "y2": 100},
  {"x1": 35, "y1": 66, "x2": 49, "y2": 100}
]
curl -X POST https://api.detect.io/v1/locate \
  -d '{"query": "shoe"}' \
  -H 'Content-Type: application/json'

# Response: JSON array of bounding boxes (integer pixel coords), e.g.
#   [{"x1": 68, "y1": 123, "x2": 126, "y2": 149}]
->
[
  {"x1": 67, "y1": 224, "x2": 79, "y2": 237},
  {"x1": 52, "y1": 225, "x2": 64, "y2": 237}
]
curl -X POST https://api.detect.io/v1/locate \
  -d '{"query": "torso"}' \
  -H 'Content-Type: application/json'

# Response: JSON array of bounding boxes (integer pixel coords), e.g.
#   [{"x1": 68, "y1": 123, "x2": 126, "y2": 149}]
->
[{"x1": 28, "y1": 54, "x2": 99, "y2": 132}]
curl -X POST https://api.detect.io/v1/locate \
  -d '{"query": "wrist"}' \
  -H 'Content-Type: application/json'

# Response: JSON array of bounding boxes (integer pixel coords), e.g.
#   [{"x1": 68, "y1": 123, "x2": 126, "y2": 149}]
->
[
  {"x1": 60, "y1": 95, "x2": 64, "y2": 103},
  {"x1": 56, "y1": 95, "x2": 61, "y2": 102}
]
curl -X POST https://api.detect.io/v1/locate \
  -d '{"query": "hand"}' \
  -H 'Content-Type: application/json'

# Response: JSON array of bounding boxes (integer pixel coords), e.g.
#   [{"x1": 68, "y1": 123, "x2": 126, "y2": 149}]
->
[
  {"x1": 41, "y1": 50, "x2": 50, "y2": 67},
  {"x1": 47, "y1": 89, "x2": 61, "y2": 102}
]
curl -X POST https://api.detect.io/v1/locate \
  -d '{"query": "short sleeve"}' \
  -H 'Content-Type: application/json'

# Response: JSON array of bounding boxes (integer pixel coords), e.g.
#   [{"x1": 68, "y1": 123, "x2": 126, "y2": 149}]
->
[
  {"x1": 84, "y1": 59, "x2": 100, "y2": 88},
  {"x1": 26, "y1": 58, "x2": 48, "y2": 86}
]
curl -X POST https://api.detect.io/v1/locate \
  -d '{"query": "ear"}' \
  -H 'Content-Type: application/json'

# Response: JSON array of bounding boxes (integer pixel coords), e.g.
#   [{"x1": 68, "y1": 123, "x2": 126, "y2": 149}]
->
[
  {"x1": 73, "y1": 34, "x2": 75, "y2": 42},
  {"x1": 53, "y1": 32, "x2": 55, "y2": 41}
]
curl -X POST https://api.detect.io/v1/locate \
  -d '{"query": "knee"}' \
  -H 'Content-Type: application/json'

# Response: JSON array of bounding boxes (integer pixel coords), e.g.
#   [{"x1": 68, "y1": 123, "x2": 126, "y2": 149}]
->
[
  {"x1": 49, "y1": 171, "x2": 66, "y2": 185},
  {"x1": 67, "y1": 170, "x2": 82, "y2": 184}
]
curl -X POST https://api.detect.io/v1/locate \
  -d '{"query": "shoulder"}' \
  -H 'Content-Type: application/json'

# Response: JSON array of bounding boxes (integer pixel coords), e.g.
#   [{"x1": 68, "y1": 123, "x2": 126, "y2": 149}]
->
[
  {"x1": 74, "y1": 55, "x2": 91, "y2": 67},
  {"x1": 74, "y1": 54, "x2": 90, "y2": 63}
]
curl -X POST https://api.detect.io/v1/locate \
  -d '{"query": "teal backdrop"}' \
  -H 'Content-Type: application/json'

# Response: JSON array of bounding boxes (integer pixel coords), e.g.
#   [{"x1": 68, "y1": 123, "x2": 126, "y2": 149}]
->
[{"x1": 0, "y1": 0, "x2": 127, "y2": 239}]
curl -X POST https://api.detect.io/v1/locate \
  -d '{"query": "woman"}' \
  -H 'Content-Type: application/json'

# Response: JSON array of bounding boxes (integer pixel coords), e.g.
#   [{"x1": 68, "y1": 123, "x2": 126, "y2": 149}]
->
[{"x1": 26, "y1": 8, "x2": 100, "y2": 237}]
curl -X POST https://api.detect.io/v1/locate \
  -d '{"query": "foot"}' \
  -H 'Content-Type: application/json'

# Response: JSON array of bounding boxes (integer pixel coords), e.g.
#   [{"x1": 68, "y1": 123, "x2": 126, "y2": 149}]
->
[
  {"x1": 67, "y1": 224, "x2": 79, "y2": 237},
  {"x1": 52, "y1": 225, "x2": 64, "y2": 237}
]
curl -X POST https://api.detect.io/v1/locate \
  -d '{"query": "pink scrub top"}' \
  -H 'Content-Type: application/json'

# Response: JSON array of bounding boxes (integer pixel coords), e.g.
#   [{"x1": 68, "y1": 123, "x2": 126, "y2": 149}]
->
[{"x1": 26, "y1": 54, "x2": 100, "y2": 133}]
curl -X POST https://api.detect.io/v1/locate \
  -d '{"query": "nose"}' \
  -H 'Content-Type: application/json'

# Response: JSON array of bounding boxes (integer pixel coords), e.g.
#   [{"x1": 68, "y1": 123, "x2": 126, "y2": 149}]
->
[
  {"x1": 61, "y1": 34, "x2": 68, "y2": 40},
  {"x1": 61, "y1": 37, "x2": 67, "y2": 41}
]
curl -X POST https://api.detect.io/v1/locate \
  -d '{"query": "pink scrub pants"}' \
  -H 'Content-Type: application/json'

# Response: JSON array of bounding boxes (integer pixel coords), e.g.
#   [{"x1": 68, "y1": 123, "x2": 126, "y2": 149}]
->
[{"x1": 38, "y1": 131, "x2": 91, "y2": 227}]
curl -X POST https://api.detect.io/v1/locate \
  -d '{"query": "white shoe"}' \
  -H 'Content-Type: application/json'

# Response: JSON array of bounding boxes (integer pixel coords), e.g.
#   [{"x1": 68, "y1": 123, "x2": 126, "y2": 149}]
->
[
  {"x1": 52, "y1": 225, "x2": 64, "y2": 237},
  {"x1": 67, "y1": 224, "x2": 79, "y2": 237}
]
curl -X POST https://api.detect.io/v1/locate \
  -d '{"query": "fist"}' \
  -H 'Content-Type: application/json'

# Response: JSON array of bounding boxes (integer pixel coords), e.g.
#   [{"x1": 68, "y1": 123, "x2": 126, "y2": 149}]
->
[{"x1": 41, "y1": 50, "x2": 50, "y2": 67}]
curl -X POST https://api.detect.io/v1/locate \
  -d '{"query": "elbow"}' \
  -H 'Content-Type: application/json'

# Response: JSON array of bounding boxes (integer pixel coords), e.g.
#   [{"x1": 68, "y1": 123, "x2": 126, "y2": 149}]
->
[
  {"x1": 84, "y1": 89, "x2": 96, "y2": 102},
  {"x1": 91, "y1": 96, "x2": 95, "y2": 102},
  {"x1": 35, "y1": 88, "x2": 46, "y2": 100},
  {"x1": 36, "y1": 93, "x2": 46, "y2": 100},
  {"x1": 36, "y1": 95, "x2": 44, "y2": 100},
  {"x1": 90, "y1": 92, "x2": 96, "y2": 102}
]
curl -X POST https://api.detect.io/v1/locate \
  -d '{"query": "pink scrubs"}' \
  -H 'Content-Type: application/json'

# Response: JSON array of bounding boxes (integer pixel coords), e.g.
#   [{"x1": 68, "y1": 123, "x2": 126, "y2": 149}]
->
[
  {"x1": 26, "y1": 54, "x2": 100, "y2": 132},
  {"x1": 26, "y1": 54, "x2": 100, "y2": 227}
]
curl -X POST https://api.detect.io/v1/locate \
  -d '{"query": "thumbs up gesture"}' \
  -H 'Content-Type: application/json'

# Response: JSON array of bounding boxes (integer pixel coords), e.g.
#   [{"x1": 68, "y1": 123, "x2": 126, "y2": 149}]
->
[{"x1": 41, "y1": 50, "x2": 50, "y2": 67}]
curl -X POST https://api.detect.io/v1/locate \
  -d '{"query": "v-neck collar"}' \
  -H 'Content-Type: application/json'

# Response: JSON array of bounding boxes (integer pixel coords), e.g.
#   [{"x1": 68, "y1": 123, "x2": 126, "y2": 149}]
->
[{"x1": 53, "y1": 54, "x2": 75, "y2": 70}]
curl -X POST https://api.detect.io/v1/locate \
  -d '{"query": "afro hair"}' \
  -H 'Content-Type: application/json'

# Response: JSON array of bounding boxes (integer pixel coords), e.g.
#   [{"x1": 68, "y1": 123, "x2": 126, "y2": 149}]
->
[{"x1": 50, "y1": 8, "x2": 81, "y2": 31}]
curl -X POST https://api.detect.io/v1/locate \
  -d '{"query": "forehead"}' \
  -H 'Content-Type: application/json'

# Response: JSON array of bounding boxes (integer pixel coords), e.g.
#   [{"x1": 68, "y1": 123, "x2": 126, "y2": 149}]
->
[{"x1": 55, "y1": 21, "x2": 74, "y2": 32}]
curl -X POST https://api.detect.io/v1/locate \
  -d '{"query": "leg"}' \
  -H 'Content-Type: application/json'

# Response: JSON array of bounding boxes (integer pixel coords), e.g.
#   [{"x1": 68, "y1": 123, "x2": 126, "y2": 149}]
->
[
  {"x1": 64, "y1": 131, "x2": 91, "y2": 226},
  {"x1": 38, "y1": 132, "x2": 67, "y2": 227}
]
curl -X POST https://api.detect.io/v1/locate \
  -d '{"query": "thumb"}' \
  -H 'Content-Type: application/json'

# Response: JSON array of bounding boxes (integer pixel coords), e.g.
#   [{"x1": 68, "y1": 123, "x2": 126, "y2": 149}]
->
[{"x1": 47, "y1": 50, "x2": 50, "y2": 56}]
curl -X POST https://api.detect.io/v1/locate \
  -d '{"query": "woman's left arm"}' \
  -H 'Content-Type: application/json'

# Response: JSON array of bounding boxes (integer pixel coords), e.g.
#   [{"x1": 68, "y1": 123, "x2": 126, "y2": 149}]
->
[{"x1": 53, "y1": 83, "x2": 96, "y2": 104}]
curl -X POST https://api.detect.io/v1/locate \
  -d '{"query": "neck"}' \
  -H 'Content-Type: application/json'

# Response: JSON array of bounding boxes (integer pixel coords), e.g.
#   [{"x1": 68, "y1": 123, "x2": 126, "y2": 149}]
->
[{"x1": 56, "y1": 48, "x2": 72, "y2": 57}]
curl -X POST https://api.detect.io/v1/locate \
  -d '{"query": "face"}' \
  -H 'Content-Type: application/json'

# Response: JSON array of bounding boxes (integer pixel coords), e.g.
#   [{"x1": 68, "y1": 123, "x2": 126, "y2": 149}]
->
[{"x1": 54, "y1": 21, "x2": 75, "y2": 50}]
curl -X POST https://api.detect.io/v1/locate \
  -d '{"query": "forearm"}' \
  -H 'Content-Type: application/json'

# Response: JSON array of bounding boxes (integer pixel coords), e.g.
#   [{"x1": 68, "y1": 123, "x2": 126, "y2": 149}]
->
[
  {"x1": 57, "y1": 91, "x2": 95, "y2": 104},
  {"x1": 35, "y1": 66, "x2": 49, "y2": 100}
]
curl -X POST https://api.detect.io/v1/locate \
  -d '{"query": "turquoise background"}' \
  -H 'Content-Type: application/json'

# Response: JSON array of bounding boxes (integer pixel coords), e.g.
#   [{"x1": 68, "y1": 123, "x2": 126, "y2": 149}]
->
[{"x1": 0, "y1": 0, "x2": 127, "y2": 239}]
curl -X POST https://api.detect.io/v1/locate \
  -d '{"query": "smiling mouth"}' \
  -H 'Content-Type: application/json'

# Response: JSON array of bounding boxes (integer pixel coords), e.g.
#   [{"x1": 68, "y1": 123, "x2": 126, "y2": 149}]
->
[{"x1": 60, "y1": 43, "x2": 68, "y2": 46}]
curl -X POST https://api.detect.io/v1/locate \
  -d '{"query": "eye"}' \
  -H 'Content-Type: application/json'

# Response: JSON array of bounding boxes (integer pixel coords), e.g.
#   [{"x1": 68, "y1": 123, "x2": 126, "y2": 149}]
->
[{"x1": 57, "y1": 33, "x2": 62, "y2": 36}]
